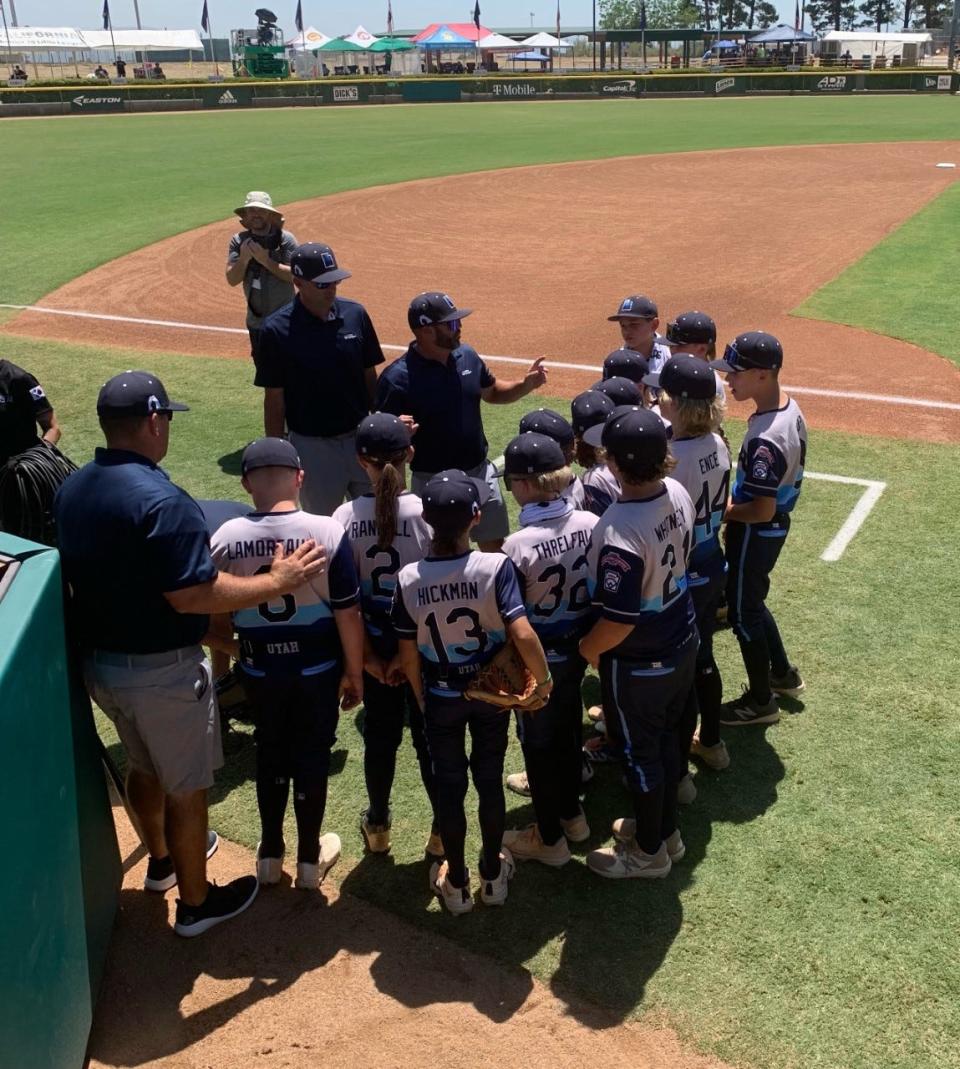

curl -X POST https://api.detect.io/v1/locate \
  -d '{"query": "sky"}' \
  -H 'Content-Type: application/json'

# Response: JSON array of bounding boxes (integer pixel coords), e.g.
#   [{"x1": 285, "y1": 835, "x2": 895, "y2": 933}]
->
[{"x1": 12, "y1": 1, "x2": 798, "y2": 37}]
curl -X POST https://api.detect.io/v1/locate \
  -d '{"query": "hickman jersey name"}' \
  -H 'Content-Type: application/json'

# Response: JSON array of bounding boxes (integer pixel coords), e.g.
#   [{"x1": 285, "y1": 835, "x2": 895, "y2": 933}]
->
[{"x1": 416, "y1": 580, "x2": 481, "y2": 606}]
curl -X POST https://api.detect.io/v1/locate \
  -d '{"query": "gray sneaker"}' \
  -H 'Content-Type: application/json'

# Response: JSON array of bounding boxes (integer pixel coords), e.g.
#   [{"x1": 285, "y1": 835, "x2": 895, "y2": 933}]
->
[
  {"x1": 720, "y1": 692, "x2": 780, "y2": 726},
  {"x1": 770, "y1": 666, "x2": 805, "y2": 698},
  {"x1": 587, "y1": 840, "x2": 671, "y2": 880}
]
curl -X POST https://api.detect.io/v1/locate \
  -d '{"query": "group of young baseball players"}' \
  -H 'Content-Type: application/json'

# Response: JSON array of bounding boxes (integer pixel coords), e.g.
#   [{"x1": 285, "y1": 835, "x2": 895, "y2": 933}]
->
[{"x1": 210, "y1": 292, "x2": 809, "y2": 915}]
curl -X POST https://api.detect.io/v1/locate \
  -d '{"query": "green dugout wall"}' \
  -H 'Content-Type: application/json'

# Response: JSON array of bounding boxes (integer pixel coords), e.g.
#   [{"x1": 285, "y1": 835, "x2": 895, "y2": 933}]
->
[{"x1": 0, "y1": 534, "x2": 121, "y2": 1069}]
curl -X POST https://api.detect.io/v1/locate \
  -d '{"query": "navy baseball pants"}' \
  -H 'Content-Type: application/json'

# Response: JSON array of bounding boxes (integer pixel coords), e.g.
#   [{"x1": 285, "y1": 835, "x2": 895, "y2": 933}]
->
[
  {"x1": 725, "y1": 518, "x2": 792, "y2": 703},
  {"x1": 243, "y1": 664, "x2": 340, "y2": 865},
  {"x1": 515, "y1": 648, "x2": 586, "y2": 846},
  {"x1": 423, "y1": 686, "x2": 510, "y2": 889},
  {"x1": 678, "y1": 568, "x2": 726, "y2": 757},
  {"x1": 361, "y1": 671, "x2": 438, "y2": 831},
  {"x1": 600, "y1": 636, "x2": 698, "y2": 855}
]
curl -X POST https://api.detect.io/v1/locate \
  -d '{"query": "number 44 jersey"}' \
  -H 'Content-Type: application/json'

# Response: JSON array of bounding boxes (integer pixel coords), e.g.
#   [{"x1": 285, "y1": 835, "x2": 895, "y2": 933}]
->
[{"x1": 210, "y1": 509, "x2": 360, "y2": 676}]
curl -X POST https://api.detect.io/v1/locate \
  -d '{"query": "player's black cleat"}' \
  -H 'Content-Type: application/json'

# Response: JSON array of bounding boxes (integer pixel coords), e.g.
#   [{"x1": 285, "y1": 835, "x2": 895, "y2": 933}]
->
[
  {"x1": 174, "y1": 876, "x2": 258, "y2": 937},
  {"x1": 719, "y1": 692, "x2": 780, "y2": 726},
  {"x1": 770, "y1": 666, "x2": 805, "y2": 698}
]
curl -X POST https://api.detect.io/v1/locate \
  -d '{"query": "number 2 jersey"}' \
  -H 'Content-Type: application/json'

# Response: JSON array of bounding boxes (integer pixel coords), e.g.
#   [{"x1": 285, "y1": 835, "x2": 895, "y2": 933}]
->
[
  {"x1": 210, "y1": 509, "x2": 360, "y2": 676},
  {"x1": 592, "y1": 477, "x2": 696, "y2": 661},
  {"x1": 391, "y1": 550, "x2": 526, "y2": 691},
  {"x1": 731, "y1": 397, "x2": 807, "y2": 521},
  {"x1": 669, "y1": 431, "x2": 731, "y2": 584},
  {"x1": 503, "y1": 500, "x2": 599, "y2": 651},
  {"x1": 332, "y1": 492, "x2": 433, "y2": 659}
]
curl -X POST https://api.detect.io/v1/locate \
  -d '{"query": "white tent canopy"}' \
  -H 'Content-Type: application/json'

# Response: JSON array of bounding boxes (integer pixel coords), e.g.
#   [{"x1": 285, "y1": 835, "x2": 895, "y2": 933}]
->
[
  {"x1": 79, "y1": 29, "x2": 204, "y2": 51},
  {"x1": 820, "y1": 29, "x2": 931, "y2": 57},
  {"x1": 521, "y1": 32, "x2": 571, "y2": 49},
  {"x1": 2, "y1": 26, "x2": 88, "y2": 50},
  {"x1": 477, "y1": 32, "x2": 526, "y2": 50},
  {"x1": 344, "y1": 25, "x2": 379, "y2": 47},
  {"x1": 289, "y1": 27, "x2": 331, "y2": 51}
]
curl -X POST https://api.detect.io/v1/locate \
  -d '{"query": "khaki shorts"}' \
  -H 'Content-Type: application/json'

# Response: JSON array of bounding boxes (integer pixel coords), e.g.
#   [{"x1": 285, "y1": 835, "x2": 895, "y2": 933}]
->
[
  {"x1": 85, "y1": 646, "x2": 224, "y2": 795},
  {"x1": 412, "y1": 460, "x2": 510, "y2": 543}
]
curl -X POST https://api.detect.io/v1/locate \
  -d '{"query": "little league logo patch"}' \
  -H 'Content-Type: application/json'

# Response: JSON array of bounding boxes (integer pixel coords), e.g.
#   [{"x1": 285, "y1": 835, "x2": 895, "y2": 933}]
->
[
  {"x1": 603, "y1": 569, "x2": 622, "y2": 594},
  {"x1": 29, "y1": 385, "x2": 46, "y2": 401}
]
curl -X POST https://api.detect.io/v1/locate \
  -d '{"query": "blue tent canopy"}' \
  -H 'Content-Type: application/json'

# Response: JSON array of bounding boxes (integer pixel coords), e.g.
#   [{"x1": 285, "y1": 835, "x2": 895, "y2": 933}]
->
[
  {"x1": 418, "y1": 24, "x2": 475, "y2": 48},
  {"x1": 749, "y1": 24, "x2": 817, "y2": 43}
]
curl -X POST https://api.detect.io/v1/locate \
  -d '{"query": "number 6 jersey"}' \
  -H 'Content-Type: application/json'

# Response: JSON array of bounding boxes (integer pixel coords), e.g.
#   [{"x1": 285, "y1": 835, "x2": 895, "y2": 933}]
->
[
  {"x1": 210, "y1": 509, "x2": 360, "y2": 676},
  {"x1": 332, "y1": 492, "x2": 433, "y2": 658},
  {"x1": 391, "y1": 550, "x2": 527, "y2": 690}
]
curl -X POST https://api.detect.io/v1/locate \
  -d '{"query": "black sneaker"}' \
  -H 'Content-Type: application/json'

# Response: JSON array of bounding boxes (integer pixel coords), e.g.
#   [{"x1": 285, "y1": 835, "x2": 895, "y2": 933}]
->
[
  {"x1": 174, "y1": 876, "x2": 258, "y2": 938},
  {"x1": 770, "y1": 666, "x2": 805, "y2": 698},
  {"x1": 143, "y1": 829, "x2": 220, "y2": 893},
  {"x1": 719, "y1": 692, "x2": 780, "y2": 726}
]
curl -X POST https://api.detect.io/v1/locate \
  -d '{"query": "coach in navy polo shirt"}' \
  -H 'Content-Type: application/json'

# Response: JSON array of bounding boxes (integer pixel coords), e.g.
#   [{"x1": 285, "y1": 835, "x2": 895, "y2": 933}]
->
[
  {"x1": 256, "y1": 242, "x2": 385, "y2": 516},
  {"x1": 375, "y1": 292, "x2": 547, "y2": 551},
  {"x1": 55, "y1": 370, "x2": 325, "y2": 937}
]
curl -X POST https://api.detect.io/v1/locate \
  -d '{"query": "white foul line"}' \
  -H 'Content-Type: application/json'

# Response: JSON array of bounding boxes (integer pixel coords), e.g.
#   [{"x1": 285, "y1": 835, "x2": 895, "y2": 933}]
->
[
  {"x1": 804, "y1": 471, "x2": 886, "y2": 562},
  {"x1": 3, "y1": 303, "x2": 960, "y2": 414}
]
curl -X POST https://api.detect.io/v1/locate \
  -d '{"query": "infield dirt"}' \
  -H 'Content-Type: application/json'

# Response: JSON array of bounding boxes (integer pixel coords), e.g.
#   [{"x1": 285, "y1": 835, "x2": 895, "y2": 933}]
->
[{"x1": 6, "y1": 141, "x2": 959, "y2": 442}]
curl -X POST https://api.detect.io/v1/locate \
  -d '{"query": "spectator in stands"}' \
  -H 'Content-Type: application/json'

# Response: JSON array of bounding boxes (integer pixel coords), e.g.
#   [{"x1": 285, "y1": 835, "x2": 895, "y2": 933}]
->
[
  {"x1": 94, "y1": 64, "x2": 110, "y2": 78},
  {"x1": 153, "y1": 62, "x2": 165, "y2": 78},
  {"x1": 11, "y1": 65, "x2": 27, "y2": 81}
]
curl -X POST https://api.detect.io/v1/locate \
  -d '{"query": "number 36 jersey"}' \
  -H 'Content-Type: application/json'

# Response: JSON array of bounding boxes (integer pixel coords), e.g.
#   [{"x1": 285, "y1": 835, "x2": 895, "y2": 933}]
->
[
  {"x1": 592, "y1": 478, "x2": 696, "y2": 661},
  {"x1": 333, "y1": 492, "x2": 433, "y2": 658},
  {"x1": 210, "y1": 509, "x2": 360, "y2": 676},
  {"x1": 503, "y1": 502, "x2": 599, "y2": 648},
  {"x1": 391, "y1": 550, "x2": 526, "y2": 690}
]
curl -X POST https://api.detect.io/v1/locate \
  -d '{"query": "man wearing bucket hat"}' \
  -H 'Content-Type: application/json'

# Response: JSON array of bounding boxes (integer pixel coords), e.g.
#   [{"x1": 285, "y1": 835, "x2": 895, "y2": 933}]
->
[
  {"x1": 225, "y1": 191, "x2": 298, "y2": 373},
  {"x1": 256, "y1": 242, "x2": 386, "y2": 516}
]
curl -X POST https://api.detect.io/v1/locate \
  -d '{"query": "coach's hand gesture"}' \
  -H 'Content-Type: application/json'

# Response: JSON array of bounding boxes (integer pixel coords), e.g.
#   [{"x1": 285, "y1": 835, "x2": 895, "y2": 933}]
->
[
  {"x1": 523, "y1": 357, "x2": 548, "y2": 394},
  {"x1": 270, "y1": 538, "x2": 326, "y2": 593}
]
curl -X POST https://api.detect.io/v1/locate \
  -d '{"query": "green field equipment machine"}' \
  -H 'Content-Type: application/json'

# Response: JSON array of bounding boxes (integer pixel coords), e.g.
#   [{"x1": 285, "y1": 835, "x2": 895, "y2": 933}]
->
[{"x1": 231, "y1": 8, "x2": 290, "y2": 78}]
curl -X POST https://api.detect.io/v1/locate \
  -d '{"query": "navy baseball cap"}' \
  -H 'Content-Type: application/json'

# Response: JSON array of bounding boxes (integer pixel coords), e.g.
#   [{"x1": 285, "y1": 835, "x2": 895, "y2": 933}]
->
[
  {"x1": 407, "y1": 291, "x2": 473, "y2": 331},
  {"x1": 602, "y1": 348, "x2": 650, "y2": 383},
  {"x1": 291, "y1": 242, "x2": 352, "y2": 285},
  {"x1": 422, "y1": 469, "x2": 490, "y2": 527},
  {"x1": 666, "y1": 311, "x2": 716, "y2": 347},
  {"x1": 710, "y1": 331, "x2": 783, "y2": 372},
  {"x1": 502, "y1": 432, "x2": 566, "y2": 478},
  {"x1": 583, "y1": 406, "x2": 668, "y2": 464},
  {"x1": 595, "y1": 376, "x2": 643, "y2": 408},
  {"x1": 356, "y1": 412, "x2": 411, "y2": 457},
  {"x1": 97, "y1": 370, "x2": 189, "y2": 416},
  {"x1": 608, "y1": 294, "x2": 658, "y2": 321},
  {"x1": 241, "y1": 437, "x2": 302, "y2": 474},
  {"x1": 518, "y1": 408, "x2": 574, "y2": 447},
  {"x1": 570, "y1": 390, "x2": 615, "y2": 437},
  {"x1": 643, "y1": 353, "x2": 716, "y2": 400}
]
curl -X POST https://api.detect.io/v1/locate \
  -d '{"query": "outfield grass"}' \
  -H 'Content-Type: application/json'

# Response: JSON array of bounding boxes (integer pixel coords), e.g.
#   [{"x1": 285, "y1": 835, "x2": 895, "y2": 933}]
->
[
  {"x1": 797, "y1": 180, "x2": 960, "y2": 369},
  {"x1": 17, "y1": 335, "x2": 960, "y2": 1069},
  {"x1": 2, "y1": 96, "x2": 959, "y2": 306}
]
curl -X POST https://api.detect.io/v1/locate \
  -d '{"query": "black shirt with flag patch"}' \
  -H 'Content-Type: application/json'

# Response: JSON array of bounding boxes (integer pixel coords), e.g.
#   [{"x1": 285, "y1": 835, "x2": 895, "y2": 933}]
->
[{"x1": 0, "y1": 360, "x2": 53, "y2": 466}]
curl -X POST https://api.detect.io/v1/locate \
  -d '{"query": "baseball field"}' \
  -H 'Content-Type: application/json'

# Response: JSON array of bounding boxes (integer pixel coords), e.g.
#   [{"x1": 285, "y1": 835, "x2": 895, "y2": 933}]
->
[{"x1": 3, "y1": 96, "x2": 959, "y2": 1069}]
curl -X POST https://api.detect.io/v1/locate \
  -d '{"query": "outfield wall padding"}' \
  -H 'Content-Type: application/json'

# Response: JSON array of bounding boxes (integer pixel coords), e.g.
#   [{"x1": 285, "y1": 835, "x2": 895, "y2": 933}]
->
[
  {"x1": 1, "y1": 70, "x2": 956, "y2": 115},
  {"x1": 0, "y1": 534, "x2": 121, "y2": 1069}
]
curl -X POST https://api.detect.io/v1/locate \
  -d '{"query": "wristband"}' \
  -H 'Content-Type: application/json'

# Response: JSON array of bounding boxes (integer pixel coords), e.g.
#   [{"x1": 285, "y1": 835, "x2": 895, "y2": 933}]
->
[{"x1": 535, "y1": 672, "x2": 552, "y2": 688}]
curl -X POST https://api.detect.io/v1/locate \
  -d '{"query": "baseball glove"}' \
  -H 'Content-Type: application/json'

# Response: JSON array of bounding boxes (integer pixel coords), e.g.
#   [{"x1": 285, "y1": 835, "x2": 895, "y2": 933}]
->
[{"x1": 465, "y1": 643, "x2": 547, "y2": 712}]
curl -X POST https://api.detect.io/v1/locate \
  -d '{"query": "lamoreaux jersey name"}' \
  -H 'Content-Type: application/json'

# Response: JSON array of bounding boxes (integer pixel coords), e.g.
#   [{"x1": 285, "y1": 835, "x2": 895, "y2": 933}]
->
[
  {"x1": 732, "y1": 397, "x2": 807, "y2": 518},
  {"x1": 210, "y1": 509, "x2": 360, "y2": 675},
  {"x1": 392, "y1": 550, "x2": 525, "y2": 690},
  {"x1": 504, "y1": 502, "x2": 599, "y2": 646},
  {"x1": 669, "y1": 431, "x2": 731, "y2": 581},
  {"x1": 332, "y1": 492, "x2": 432, "y2": 658},
  {"x1": 592, "y1": 478, "x2": 697, "y2": 660}
]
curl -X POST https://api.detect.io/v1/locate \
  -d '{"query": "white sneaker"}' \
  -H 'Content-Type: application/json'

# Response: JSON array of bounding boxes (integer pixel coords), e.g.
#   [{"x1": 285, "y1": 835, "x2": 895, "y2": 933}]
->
[
  {"x1": 559, "y1": 807, "x2": 591, "y2": 843},
  {"x1": 506, "y1": 770, "x2": 531, "y2": 797},
  {"x1": 295, "y1": 833, "x2": 341, "y2": 890},
  {"x1": 612, "y1": 821, "x2": 685, "y2": 862},
  {"x1": 480, "y1": 847, "x2": 516, "y2": 906},
  {"x1": 430, "y1": 861, "x2": 473, "y2": 915},
  {"x1": 502, "y1": 824, "x2": 571, "y2": 867},
  {"x1": 256, "y1": 842, "x2": 284, "y2": 886},
  {"x1": 677, "y1": 773, "x2": 697, "y2": 805},
  {"x1": 586, "y1": 840, "x2": 672, "y2": 879},
  {"x1": 664, "y1": 829, "x2": 685, "y2": 862}
]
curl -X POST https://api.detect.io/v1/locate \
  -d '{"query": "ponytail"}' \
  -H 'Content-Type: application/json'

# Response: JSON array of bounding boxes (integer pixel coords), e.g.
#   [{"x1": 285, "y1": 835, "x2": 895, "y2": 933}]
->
[{"x1": 374, "y1": 459, "x2": 402, "y2": 550}]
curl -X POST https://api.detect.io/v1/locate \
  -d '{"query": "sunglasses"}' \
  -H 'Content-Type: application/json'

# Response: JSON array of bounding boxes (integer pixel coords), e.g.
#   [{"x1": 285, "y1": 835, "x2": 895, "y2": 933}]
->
[
  {"x1": 721, "y1": 343, "x2": 762, "y2": 371},
  {"x1": 435, "y1": 318, "x2": 461, "y2": 333}
]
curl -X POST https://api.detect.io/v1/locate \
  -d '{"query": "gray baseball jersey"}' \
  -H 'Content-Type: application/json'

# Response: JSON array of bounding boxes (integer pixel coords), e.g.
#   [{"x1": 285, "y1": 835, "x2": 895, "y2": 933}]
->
[{"x1": 669, "y1": 431, "x2": 731, "y2": 579}]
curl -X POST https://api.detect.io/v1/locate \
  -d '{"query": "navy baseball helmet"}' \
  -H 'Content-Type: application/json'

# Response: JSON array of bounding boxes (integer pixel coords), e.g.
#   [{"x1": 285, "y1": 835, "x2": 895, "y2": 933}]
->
[
  {"x1": 422, "y1": 469, "x2": 490, "y2": 528},
  {"x1": 710, "y1": 331, "x2": 783, "y2": 372},
  {"x1": 518, "y1": 408, "x2": 574, "y2": 447},
  {"x1": 97, "y1": 370, "x2": 189, "y2": 416},
  {"x1": 583, "y1": 406, "x2": 667, "y2": 465},
  {"x1": 602, "y1": 348, "x2": 650, "y2": 383},
  {"x1": 408, "y1": 292, "x2": 473, "y2": 331},
  {"x1": 666, "y1": 311, "x2": 717, "y2": 347},
  {"x1": 607, "y1": 294, "x2": 658, "y2": 321},
  {"x1": 643, "y1": 353, "x2": 716, "y2": 400},
  {"x1": 570, "y1": 390, "x2": 615, "y2": 437},
  {"x1": 502, "y1": 433, "x2": 566, "y2": 478},
  {"x1": 356, "y1": 412, "x2": 411, "y2": 457},
  {"x1": 594, "y1": 376, "x2": 643, "y2": 408}
]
